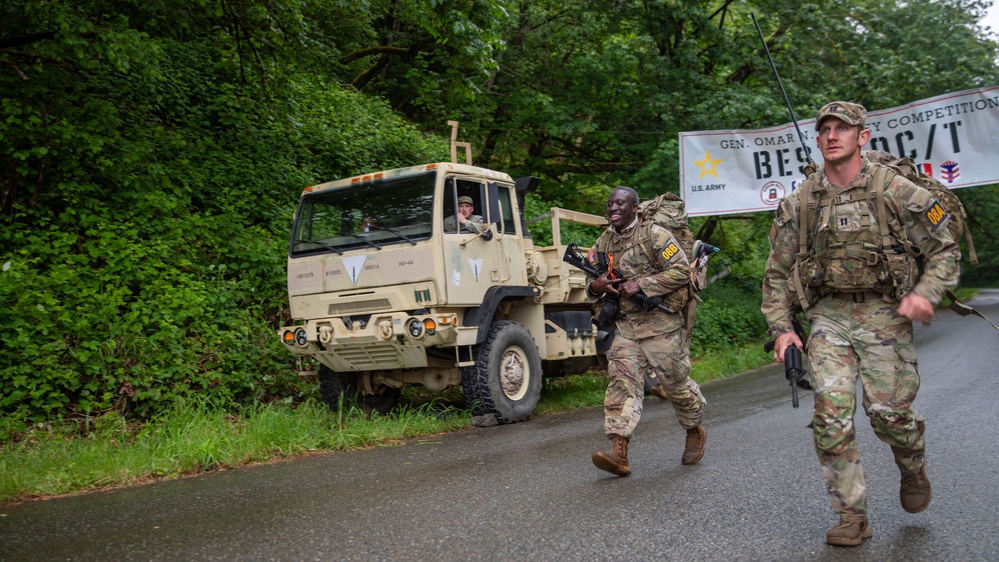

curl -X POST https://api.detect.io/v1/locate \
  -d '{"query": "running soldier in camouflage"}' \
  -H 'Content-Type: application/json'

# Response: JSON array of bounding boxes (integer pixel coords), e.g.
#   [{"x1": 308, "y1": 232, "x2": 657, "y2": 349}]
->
[
  {"x1": 761, "y1": 101, "x2": 960, "y2": 546},
  {"x1": 588, "y1": 187, "x2": 706, "y2": 476}
]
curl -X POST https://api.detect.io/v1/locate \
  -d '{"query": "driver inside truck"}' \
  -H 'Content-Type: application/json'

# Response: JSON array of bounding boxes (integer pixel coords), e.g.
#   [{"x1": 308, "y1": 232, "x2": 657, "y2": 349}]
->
[{"x1": 444, "y1": 195, "x2": 487, "y2": 234}]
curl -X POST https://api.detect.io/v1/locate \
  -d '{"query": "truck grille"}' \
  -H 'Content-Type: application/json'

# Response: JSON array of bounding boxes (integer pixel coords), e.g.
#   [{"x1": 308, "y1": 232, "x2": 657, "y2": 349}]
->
[
  {"x1": 328, "y1": 299, "x2": 392, "y2": 315},
  {"x1": 335, "y1": 345, "x2": 415, "y2": 370}
]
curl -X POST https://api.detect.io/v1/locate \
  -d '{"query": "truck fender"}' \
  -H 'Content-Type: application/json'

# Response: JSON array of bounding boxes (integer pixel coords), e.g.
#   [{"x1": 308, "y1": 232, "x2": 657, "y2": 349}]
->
[{"x1": 462, "y1": 286, "x2": 541, "y2": 345}]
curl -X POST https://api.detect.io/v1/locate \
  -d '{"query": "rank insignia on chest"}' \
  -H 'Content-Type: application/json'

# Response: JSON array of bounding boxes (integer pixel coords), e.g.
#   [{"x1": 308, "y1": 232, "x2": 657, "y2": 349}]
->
[
  {"x1": 924, "y1": 200, "x2": 949, "y2": 229},
  {"x1": 660, "y1": 242, "x2": 680, "y2": 261}
]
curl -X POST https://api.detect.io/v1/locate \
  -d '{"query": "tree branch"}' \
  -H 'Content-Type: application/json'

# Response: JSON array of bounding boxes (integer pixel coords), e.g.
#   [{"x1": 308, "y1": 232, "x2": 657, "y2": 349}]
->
[{"x1": 340, "y1": 45, "x2": 408, "y2": 65}]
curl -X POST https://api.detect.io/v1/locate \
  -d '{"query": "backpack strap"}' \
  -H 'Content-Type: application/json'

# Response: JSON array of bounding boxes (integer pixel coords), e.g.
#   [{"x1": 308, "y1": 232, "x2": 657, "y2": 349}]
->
[
  {"x1": 871, "y1": 165, "x2": 921, "y2": 257},
  {"x1": 797, "y1": 178, "x2": 811, "y2": 259},
  {"x1": 786, "y1": 178, "x2": 813, "y2": 311},
  {"x1": 964, "y1": 230, "x2": 978, "y2": 264},
  {"x1": 946, "y1": 290, "x2": 999, "y2": 332},
  {"x1": 871, "y1": 166, "x2": 893, "y2": 250},
  {"x1": 637, "y1": 220, "x2": 659, "y2": 265}
]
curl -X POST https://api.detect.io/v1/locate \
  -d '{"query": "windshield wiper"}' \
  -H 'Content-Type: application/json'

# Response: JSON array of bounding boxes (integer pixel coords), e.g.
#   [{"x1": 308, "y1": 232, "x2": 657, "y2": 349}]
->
[
  {"x1": 341, "y1": 233, "x2": 383, "y2": 250},
  {"x1": 299, "y1": 239, "x2": 343, "y2": 255},
  {"x1": 371, "y1": 226, "x2": 418, "y2": 246}
]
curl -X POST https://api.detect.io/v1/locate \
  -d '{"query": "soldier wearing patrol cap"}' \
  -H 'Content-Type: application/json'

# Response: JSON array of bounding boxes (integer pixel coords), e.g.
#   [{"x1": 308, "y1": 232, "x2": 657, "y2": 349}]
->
[
  {"x1": 761, "y1": 101, "x2": 960, "y2": 546},
  {"x1": 444, "y1": 195, "x2": 487, "y2": 233},
  {"x1": 587, "y1": 187, "x2": 706, "y2": 477}
]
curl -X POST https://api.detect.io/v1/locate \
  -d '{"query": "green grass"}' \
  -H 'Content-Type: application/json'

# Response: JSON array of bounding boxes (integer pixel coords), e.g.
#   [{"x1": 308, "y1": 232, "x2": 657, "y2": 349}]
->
[
  {"x1": 0, "y1": 340, "x2": 779, "y2": 505},
  {"x1": 0, "y1": 398, "x2": 468, "y2": 504},
  {"x1": 692, "y1": 340, "x2": 776, "y2": 383}
]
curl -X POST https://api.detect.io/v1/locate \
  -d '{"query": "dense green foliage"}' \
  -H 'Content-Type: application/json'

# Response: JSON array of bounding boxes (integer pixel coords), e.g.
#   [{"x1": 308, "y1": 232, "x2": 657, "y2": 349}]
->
[{"x1": 3, "y1": 0, "x2": 999, "y2": 438}]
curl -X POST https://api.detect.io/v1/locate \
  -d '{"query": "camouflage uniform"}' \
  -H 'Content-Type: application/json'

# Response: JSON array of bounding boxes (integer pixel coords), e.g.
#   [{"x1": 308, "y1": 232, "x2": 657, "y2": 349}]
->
[
  {"x1": 443, "y1": 213, "x2": 485, "y2": 233},
  {"x1": 762, "y1": 155, "x2": 960, "y2": 522},
  {"x1": 591, "y1": 219, "x2": 705, "y2": 438}
]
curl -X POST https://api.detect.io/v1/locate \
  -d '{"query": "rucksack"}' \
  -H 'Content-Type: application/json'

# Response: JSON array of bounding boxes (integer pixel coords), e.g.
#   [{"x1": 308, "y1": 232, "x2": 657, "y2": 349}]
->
[
  {"x1": 866, "y1": 150, "x2": 977, "y2": 265},
  {"x1": 637, "y1": 192, "x2": 718, "y2": 339}
]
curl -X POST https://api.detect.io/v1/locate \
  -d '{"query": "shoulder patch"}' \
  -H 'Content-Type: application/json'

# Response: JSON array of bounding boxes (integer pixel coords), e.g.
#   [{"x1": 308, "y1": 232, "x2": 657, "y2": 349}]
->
[
  {"x1": 922, "y1": 199, "x2": 949, "y2": 230},
  {"x1": 660, "y1": 241, "x2": 682, "y2": 262}
]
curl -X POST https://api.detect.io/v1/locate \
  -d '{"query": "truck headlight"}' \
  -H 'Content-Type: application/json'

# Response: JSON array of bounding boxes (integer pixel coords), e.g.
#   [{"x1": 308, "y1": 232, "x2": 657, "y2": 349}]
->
[
  {"x1": 294, "y1": 328, "x2": 309, "y2": 346},
  {"x1": 406, "y1": 318, "x2": 424, "y2": 338}
]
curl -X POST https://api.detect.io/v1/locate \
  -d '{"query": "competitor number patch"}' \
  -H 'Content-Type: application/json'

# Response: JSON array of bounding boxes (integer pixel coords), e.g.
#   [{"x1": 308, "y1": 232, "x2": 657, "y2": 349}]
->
[
  {"x1": 924, "y1": 200, "x2": 949, "y2": 229},
  {"x1": 660, "y1": 242, "x2": 680, "y2": 261}
]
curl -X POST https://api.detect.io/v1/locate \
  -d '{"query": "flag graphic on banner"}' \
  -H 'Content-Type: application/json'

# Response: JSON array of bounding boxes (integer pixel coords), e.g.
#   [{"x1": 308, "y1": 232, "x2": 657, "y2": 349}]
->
[{"x1": 940, "y1": 161, "x2": 960, "y2": 184}]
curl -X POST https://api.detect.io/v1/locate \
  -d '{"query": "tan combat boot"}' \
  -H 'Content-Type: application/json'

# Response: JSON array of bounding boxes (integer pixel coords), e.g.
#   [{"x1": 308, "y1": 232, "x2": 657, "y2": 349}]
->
[
  {"x1": 900, "y1": 469, "x2": 932, "y2": 513},
  {"x1": 826, "y1": 519, "x2": 873, "y2": 547},
  {"x1": 891, "y1": 445, "x2": 931, "y2": 513},
  {"x1": 592, "y1": 434, "x2": 631, "y2": 476},
  {"x1": 681, "y1": 426, "x2": 706, "y2": 465}
]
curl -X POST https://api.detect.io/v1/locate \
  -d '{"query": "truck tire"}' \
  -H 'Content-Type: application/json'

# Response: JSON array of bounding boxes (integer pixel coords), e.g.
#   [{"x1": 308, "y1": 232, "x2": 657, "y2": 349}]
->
[
  {"x1": 317, "y1": 366, "x2": 400, "y2": 415},
  {"x1": 461, "y1": 320, "x2": 542, "y2": 424}
]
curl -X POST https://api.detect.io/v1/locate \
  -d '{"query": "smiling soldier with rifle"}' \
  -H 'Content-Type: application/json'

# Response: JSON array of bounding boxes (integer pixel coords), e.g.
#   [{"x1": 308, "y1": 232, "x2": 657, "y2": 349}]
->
[{"x1": 581, "y1": 186, "x2": 707, "y2": 476}]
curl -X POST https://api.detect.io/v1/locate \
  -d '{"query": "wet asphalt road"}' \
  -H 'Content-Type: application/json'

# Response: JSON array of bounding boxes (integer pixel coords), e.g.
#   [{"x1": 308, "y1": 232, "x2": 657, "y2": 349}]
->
[{"x1": 2, "y1": 290, "x2": 998, "y2": 561}]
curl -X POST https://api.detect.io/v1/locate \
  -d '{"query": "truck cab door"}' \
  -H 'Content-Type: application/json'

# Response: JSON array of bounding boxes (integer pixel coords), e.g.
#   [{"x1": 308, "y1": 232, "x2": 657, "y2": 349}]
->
[
  {"x1": 486, "y1": 181, "x2": 528, "y2": 288},
  {"x1": 441, "y1": 177, "x2": 502, "y2": 305}
]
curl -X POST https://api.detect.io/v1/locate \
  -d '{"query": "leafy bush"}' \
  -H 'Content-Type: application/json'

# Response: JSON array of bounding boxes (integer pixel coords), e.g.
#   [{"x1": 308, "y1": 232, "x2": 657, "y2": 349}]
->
[{"x1": 0, "y1": 10, "x2": 447, "y2": 438}]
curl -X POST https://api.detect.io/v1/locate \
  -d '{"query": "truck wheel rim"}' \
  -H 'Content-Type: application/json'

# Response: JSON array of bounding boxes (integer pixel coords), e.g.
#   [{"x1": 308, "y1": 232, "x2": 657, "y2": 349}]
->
[{"x1": 500, "y1": 345, "x2": 529, "y2": 401}]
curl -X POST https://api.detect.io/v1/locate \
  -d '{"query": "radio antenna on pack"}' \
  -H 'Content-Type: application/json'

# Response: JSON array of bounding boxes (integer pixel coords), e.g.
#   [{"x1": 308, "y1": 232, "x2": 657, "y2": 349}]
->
[{"x1": 751, "y1": 13, "x2": 817, "y2": 171}]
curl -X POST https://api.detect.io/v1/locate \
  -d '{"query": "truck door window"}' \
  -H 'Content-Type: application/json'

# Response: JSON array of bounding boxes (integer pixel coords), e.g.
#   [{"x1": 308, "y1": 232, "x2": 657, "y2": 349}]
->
[
  {"x1": 496, "y1": 186, "x2": 516, "y2": 234},
  {"x1": 444, "y1": 177, "x2": 486, "y2": 234}
]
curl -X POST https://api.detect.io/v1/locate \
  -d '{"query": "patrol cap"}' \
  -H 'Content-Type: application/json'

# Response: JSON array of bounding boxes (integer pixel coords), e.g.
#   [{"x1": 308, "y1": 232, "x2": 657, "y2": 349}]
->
[
  {"x1": 815, "y1": 101, "x2": 867, "y2": 131},
  {"x1": 457, "y1": 196, "x2": 474, "y2": 205}
]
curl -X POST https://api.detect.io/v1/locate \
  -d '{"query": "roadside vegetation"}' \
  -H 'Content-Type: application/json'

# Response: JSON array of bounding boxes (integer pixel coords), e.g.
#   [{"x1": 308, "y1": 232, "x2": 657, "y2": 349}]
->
[
  {"x1": 0, "y1": 290, "x2": 980, "y2": 505},
  {"x1": 0, "y1": 341, "x2": 776, "y2": 504}
]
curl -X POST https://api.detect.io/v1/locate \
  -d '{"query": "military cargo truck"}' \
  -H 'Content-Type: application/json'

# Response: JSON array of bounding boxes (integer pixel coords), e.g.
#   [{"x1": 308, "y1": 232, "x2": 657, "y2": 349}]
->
[{"x1": 277, "y1": 161, "x2": 607, "y2": 424}]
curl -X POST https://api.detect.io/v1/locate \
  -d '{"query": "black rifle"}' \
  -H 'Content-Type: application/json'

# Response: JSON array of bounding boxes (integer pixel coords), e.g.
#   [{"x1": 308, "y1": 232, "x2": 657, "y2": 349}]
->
[
  {"x1": 562, "y1": 243, "x2": 675, "y2": 325},
  {"x1": 784, "y1": 346, "x2": 806, "y2": 408},
  {"x1": 763, "y1": 320, "x2": 811, "y2": 408}
]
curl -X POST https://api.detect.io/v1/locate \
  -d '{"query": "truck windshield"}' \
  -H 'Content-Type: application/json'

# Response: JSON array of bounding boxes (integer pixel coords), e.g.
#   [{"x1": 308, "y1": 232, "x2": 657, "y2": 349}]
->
[{"x1": 289, "y1": 171, "x2": 436, "y2": 257}]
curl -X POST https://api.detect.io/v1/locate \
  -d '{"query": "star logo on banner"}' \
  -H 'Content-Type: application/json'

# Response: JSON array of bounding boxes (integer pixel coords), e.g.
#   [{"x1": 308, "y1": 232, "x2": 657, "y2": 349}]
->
[{"x1": 695, "y1": 151, "x2": 722, "y2": 178}]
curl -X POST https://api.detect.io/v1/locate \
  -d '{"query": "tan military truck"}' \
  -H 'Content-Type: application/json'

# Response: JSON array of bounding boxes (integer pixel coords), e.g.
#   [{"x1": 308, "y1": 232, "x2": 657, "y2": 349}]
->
[{"x1": 276, "y1": 159, "x2": 610, "y2": 424}]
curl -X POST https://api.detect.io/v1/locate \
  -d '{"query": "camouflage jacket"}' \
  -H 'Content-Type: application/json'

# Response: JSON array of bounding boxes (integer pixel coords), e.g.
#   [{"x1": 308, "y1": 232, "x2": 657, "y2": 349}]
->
[
  {"x1": 591, "y1": 219, "x2": 690, "y2": 339},
  {"x1": 443, "y1": 213, "x2": 485, "y2": 233},
  {"x1": 761, "y1": 156, "x2": 960, "y2": 338}
]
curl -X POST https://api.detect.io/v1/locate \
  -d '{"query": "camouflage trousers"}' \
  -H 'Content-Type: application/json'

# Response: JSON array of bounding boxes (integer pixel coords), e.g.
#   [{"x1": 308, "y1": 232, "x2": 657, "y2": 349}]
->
[
  {"x1": 603, "y1": 328, "x2": 704, "y2": 438},
  {"x1": 806, "y1": 295, "x2": 926, "y2": 522}
]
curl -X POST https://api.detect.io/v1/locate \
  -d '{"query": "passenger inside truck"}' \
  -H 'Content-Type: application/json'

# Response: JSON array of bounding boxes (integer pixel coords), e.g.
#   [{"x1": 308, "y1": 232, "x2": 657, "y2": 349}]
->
[{"x1": 443, "y1": 178, "x2": 487, "y2": 234}]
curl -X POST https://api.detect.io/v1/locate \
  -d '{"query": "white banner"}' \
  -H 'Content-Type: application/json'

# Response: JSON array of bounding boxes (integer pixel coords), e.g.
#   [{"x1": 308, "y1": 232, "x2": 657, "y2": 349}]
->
[{"x1": 679, "y1": 86, "x2": 999, "y2": 216}]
